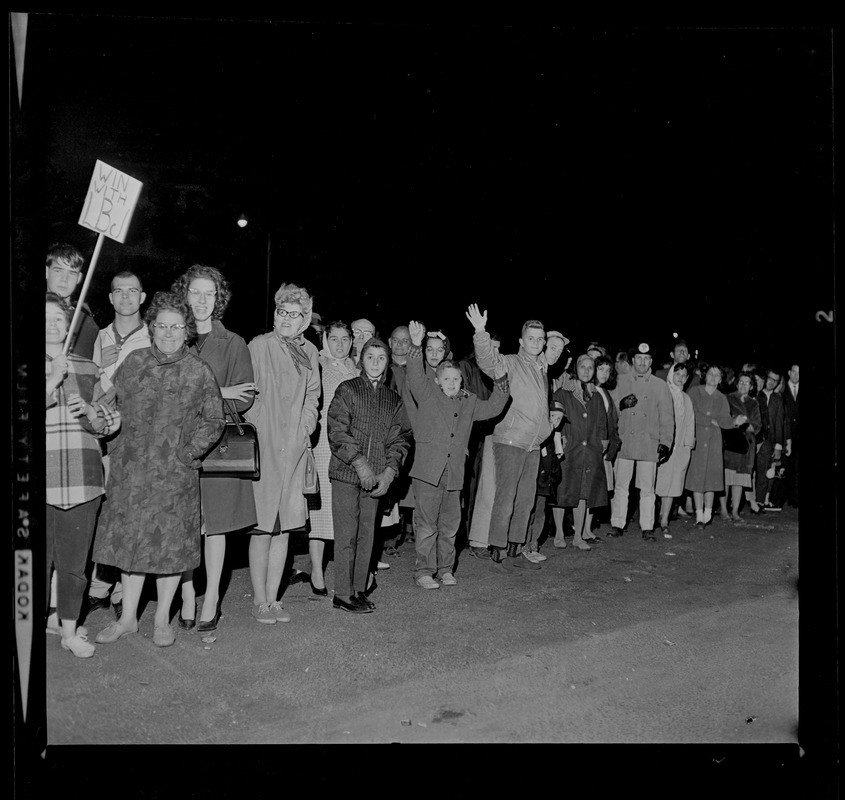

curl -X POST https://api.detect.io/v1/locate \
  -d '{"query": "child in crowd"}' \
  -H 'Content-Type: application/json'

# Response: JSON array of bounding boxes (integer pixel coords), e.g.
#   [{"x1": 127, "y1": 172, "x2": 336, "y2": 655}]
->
[
  {"x1": 327, "y1": 337, "x2": 413, "y2": 613},
  {"x1": 405, "y1": 320, "x2": 510, "y2": 588}
]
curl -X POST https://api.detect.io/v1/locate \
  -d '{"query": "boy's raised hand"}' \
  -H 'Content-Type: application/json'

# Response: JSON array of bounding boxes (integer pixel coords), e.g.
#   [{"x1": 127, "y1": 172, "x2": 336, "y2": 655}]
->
[
  {"x1": 465, "y1": 303, "x2": 487, "y2": 332},
  {"x1": 408, "y1": 320, "x2": 425, "y2": 347}
]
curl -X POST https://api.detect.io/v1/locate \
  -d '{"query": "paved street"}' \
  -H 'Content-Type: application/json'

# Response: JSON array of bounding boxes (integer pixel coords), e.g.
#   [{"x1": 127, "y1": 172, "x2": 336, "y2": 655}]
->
[{"x1": 40, "y1": 509, "x2": 799, "y2": 749}]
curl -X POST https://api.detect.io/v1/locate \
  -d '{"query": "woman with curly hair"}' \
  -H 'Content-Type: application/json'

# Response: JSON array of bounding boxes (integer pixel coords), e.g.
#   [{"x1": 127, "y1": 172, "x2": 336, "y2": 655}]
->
[
  {"x1": 245, "y1": 283, "x2": 321, "y2": 624},
  {"x1": 171, "y1": 265, "x2": 257, "y2": 632},
  {"x1": 93, "y1": 291, "x2": 225, "y2": 647}
]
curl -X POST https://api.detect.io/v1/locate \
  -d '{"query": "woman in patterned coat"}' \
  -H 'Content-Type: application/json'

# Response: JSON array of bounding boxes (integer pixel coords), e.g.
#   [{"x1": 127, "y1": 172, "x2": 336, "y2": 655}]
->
[
  {"x1": 245, "y1": 283, "x2": 321, "y2": 624},
  {"x1": 306, "y1": 321, "x2": 359, "y2": 595},
  {"x1": 93, "y1": 292, "x2": 225, "y2": 648}
]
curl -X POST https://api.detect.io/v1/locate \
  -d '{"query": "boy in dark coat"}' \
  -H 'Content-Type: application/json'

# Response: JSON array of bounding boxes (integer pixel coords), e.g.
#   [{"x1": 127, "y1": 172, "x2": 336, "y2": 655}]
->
[
  {"x1": 405, "y1": 320, "x2": 509, "y2": 588},
  {"x1": 523, "y1": 400, "x2": 565, "y2": 562}
]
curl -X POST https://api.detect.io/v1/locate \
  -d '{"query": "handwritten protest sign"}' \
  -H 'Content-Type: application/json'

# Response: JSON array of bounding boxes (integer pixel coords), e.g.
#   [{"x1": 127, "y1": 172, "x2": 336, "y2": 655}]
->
[{"x1": 78, "y1": 160, "x2": 143, "y2": 243}]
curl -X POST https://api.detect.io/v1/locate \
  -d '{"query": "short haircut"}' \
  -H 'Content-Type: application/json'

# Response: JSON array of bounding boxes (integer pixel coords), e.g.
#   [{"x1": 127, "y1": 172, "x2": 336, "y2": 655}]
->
[
  {"x1": 766, "y1": 367, "x2": 782, "y2": 379},
  {"x1": 672, "y1": 361, "x2": 690, "y2": 376},
  {"x1": 521, "y1": 320, "x2": 545, "y2": 338},
  {"x1": 435, "y1": 359, "x2": 462, "y2": 378},
  {"x1": 587, "y1": 342, "x2": 607, "y2": 357},
  {"x1": 144, "y1": 291, "x2": 197, "y2": 345},
  {"x1": 171, "y1": 264, "x2": 232, "y2": 319},
  {"x1": 359, "y1": 337, "x2": 389, "y2": 362},
  {"x1": 46, "y1": 243, "x2": 84, "y2": 272},
  {"x1": 615, "y1": 350, "x2": 631, "y2": 365},
  {"x1": 673, "y1": 339, "x2": 689, "y2": 350},
  {"x1": 111, "y1": 270, "x2": 144, "y2": 292},
  {"x1": 45, "y1": 291, "x2": 72, "y2": 324},
  {"x1": 274, "y1": 282, "x2": 313, "y2": 315}
]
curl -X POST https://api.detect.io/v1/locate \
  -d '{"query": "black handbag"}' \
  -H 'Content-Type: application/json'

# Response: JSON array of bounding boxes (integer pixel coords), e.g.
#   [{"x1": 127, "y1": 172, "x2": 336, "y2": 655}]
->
[
  {"x1": 722, "y1": 426, "x2": 749, "y2": 455},
  {"x1": 201, "y1": 399, "x2": 260, "y2": 478}
]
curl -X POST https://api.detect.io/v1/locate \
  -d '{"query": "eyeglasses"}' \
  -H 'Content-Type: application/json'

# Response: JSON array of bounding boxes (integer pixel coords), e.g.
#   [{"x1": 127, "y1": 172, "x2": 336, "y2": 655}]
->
[
  {"x1": 276, "y1": 309, "x2": 303, "y2": 319},
  {"x1": 188, "y1": 289, "x2": 217, "y2": 301},
  {"x1": 152, "y1": 323, "x2": 187, "y2": 332},
  {"x1": 111, "y1": 288, "x2": 141, "y2": 297},
  {"x1": 352, "y1": 328, "x2": 374, "y2": 337}
]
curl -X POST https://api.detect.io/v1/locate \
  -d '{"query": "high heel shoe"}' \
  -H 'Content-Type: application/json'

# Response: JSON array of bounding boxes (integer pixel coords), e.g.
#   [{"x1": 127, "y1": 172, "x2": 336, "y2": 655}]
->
[
  {"x1": 196, "y1": 605, "x2": 222, "y2": 633},
  {"x1": 309, "y1": 577, "x2": 328, "y2": 597},
  {"x1": 177, "y1": 603, "x2": 196, "y2": 630}
]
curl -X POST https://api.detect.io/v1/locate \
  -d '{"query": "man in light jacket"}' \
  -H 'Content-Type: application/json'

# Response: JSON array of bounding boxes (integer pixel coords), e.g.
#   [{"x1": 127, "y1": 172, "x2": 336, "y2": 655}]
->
[
  {"x1": 609, "y1": 341, "x2": 674, "y2": 541},
  {"x1": 466, "y1": 303, "x2": 556, "y2": 570}
]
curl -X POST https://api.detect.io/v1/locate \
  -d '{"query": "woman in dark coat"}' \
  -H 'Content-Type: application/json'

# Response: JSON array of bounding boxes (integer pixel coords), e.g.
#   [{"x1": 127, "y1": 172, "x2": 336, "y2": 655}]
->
[
  {"x1": 685, "y1": 364, "x2": 748, "y2": 529},
  {"x1": 720, "y1": 372, "x2": 762, "y2": 521},
  {"x1": 553, "y1": 355, "x2": 609, "y2": 551},
  {"x1": 93, "y1": 292, "x2": 225, "y2": 648},
  {"x1": 172, "y1": 265, "x2": 257, "y2": 632}
]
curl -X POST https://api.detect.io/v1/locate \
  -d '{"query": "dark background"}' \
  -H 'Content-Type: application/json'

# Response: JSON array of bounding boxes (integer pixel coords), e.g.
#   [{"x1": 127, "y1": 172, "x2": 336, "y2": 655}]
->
[{"x1": 11, "y1": 14, "x2": 833, "y2": 367}]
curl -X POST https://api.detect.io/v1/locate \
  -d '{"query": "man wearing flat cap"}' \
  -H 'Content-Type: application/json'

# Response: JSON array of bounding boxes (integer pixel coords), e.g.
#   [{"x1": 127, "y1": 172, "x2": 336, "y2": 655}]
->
[{"x1": 609, "y1": 342, "x2": 674, "y2": 541}]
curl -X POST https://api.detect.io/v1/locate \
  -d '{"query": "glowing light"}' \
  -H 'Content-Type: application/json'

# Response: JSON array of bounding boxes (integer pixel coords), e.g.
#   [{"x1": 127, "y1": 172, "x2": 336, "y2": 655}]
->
[{"x1": 237, "y1": 214, "x2": 248, "y2": 228}]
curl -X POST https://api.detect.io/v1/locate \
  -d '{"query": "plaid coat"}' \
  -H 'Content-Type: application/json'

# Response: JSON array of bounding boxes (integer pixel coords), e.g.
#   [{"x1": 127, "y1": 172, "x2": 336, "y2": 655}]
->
[{"x1": 46, "y1": 354, "x2": 121, "y2": 509}]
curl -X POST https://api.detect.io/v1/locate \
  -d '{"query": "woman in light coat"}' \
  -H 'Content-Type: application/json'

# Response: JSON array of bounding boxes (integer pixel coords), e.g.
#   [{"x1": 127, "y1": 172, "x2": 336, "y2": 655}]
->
[
  {"x1": 685, "y1": 364, "x2": 748, "y2": 529},
  {"x1": 656, "y1": 362, "x2": 696, "y2": 534},
  {"x1": 245, "y1": 283, "x2": 321, "y2": 624}
]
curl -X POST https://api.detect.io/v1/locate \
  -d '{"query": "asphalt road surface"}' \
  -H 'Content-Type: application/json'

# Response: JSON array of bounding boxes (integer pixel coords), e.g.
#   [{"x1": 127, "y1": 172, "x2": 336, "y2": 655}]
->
[{"x1": 40, "y1": 508, "x2": 800, "y2": 749}]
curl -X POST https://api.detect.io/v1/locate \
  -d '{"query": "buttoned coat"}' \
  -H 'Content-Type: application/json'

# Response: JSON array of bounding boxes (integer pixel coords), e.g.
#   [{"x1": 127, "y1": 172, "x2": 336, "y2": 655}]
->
[
  {"x1": 94, "y1": 346, "x2": 225, "y2": 573},
  {"x1": 723, "y1": 392, "x2": 761, "y2": 474},
  {"x1": 193, "y1": 320, "x2": 257, "y2": 534},
  {"x1": 245, "y1": 332, "x2": 321, "y2": 532},
  {"x1": 554, "y1": 386, "x2": 609, "y2": 508},
  {"x1": 405, "y1": 344, "x2": 509, "y2": 490},
  {"x1": 684, "y1": 386, "x2": 736, "y2": 493},
  {"x1": 614, "y1": 370, "x2": 675, "y2": 462}
]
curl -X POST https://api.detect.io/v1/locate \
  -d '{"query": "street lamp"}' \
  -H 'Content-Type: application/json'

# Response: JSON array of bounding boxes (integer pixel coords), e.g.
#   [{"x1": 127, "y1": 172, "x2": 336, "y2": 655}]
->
[{"x1": 236, "y1": 213, "x2": 272, "y2": 331}]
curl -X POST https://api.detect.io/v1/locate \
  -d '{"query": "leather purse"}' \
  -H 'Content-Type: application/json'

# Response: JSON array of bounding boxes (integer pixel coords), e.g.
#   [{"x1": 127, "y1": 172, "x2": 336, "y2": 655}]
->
[
  {"x1": 722, "y1": 427, "x2": 749, "y2": 455},
  {"x1": 201, "y1": 399, "x2": 260, "y2": 478},
  {"x1": 302, "y1": 446, "x2": 319, "y2": 495}
]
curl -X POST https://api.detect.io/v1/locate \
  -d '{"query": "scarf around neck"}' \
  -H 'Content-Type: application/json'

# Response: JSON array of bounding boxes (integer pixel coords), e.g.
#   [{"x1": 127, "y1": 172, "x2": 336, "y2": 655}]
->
[{"x1": 320, "y1": 332, "x2": 358, "y2": 379}]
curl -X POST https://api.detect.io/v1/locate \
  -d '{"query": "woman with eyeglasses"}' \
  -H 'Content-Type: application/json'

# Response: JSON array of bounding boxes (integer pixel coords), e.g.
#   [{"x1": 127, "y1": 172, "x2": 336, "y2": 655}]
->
[
  {"x1": 92, "y1": 291, "x2": 225, "y2": 648},
  {"x1": 170, "y1": 265, "x2": 257, "y2": 633},
  {"x1": 244, "y1": 283, "x2": 321, "y2": 624}
]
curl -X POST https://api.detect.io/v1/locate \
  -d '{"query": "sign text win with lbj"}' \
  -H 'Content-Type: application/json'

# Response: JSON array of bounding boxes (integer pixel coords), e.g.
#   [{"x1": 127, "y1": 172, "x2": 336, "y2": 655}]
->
[{"x1": 78, "y1": 160, "x2": 143, "y2": 243}]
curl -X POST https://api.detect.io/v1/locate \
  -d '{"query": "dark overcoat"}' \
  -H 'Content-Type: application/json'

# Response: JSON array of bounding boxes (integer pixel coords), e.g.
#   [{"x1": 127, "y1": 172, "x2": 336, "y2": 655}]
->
[
  {"x1": 554, "y1": 386, "x2": 609, "y2": 508},
  {"x1": 193, "y1": 320, "x2": 258, "y2": 534}
]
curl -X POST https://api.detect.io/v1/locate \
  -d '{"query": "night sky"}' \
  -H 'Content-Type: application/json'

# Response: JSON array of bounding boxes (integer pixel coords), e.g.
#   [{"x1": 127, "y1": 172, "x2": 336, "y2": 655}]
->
[{"x1": 13, "y1": 14, "x2": 834, "y2": 368}]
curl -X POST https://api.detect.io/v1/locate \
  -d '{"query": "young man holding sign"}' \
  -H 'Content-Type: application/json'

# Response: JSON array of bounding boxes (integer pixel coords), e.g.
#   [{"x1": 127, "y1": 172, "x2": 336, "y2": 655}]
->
[{"x1": 45, "y1": 243, "x2": 99, "y2": 359}]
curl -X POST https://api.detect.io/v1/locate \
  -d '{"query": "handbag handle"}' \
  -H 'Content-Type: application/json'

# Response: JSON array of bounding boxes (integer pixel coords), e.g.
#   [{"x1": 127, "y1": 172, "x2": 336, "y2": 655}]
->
[{"x1": 224, "y1": 398, "x2": 244, "y2": 435}]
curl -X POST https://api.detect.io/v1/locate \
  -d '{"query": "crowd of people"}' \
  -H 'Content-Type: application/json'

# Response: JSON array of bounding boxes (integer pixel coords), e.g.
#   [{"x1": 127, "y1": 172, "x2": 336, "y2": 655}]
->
[{"x1": 45, "y1": 242, "x2": 800, "y2": 657}]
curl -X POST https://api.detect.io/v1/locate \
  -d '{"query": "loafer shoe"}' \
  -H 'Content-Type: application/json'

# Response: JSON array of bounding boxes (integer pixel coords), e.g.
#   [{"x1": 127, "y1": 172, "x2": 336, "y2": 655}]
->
[
  {"x1": 523, "y1": 550, "x2": 546, "y2": 563},
  {"x1": 153, "y1": 624, "x2": 176, "y2": 647},
  {"x1": 252, "y1": 602, "x2": 277, "y2": 624},
  {"x1": 468, "y1": 546, "x2": 492, "y2": 559},
  {"x1": 439, "y1": 572, "x2": 458, "y2": 586},
  {"x1": 95, "y1": 620, "x2": 138, "y2": 644},
  {"x1": 87, "y1": 595, "x2": 111, "y2": 613},
  {"x1": 46, "y1": 614, "x2": 87, "y2": 638},
  {"x1": 642, "y1": 531, "x2": 656, "y2": 541},
  {"x1": 607, "y1": 527, "x2": 625, "y2": 537},
  {"x1": 376, "y1": 561, "x2": 391, "y2": 570},
  {"x1": 355, "y1": 592, "x2": 376, "y2": 610},
  {"x1": 416, "y1": 575, "x2": 440, "y2": 589},
  {"x1": 333, "y1": 595, "x2": 371, "y2": 613},
  {"x1": 288, "y1": 570, "x2": 310, "y2": 586},
  {"x1": 269, "y1": 601, "x2": 291, "y2": 622},
  {"x1": 61, "y1": 634, "x2": 95, "y2": 658}
]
